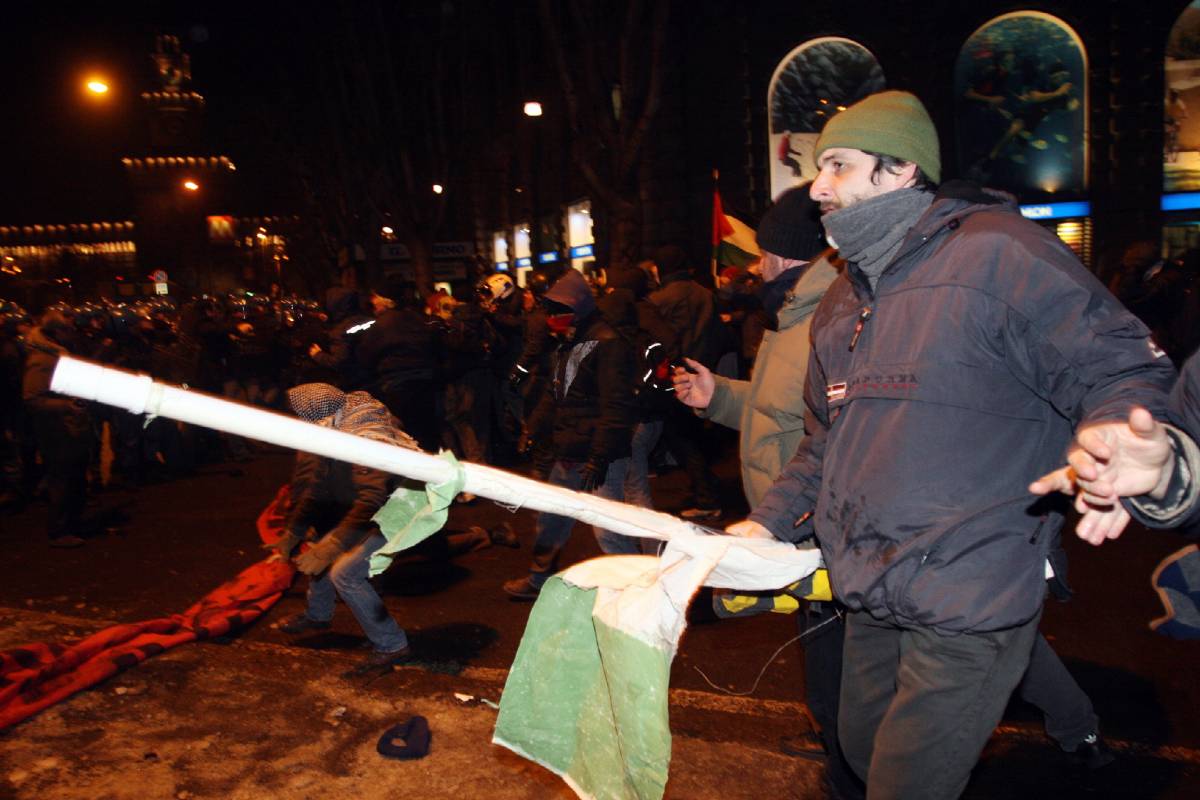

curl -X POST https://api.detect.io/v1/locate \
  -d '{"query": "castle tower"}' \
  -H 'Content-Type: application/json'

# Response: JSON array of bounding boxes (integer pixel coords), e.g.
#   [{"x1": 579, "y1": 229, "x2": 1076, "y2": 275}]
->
[{"x1": 122, "y1": 34, "x2": 237, "y2": 293}]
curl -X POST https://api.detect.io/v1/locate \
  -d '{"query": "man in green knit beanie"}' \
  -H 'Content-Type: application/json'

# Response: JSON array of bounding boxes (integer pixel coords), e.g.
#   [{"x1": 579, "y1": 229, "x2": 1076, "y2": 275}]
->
[{"x1": 725, "y1": 89, "x2": 1172, "y2": 797}]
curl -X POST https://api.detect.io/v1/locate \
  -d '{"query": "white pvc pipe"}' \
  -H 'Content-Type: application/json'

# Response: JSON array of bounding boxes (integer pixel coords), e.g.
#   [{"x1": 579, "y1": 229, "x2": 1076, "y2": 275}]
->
[{"x1": 50, "y1": 356, "x2": 703, "y2": 543}]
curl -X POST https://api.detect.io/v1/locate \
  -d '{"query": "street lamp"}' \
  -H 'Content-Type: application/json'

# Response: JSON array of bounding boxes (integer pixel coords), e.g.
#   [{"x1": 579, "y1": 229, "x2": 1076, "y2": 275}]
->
[
  {"x1": 86, "y1": 79, "x2": 110, "y2": 95},
  {"x1": 432, "y1": 183, "x2": 444, "y2": 194},
  {"x1": 182, "y1": 179, "x2": 199, "y2": 192},
  {"x1": 522, "y1": 101, "x2": 545, "y2": 260}
]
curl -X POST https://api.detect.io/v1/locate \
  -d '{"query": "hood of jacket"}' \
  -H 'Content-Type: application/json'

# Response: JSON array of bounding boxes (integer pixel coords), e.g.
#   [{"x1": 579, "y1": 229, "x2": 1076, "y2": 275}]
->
[
  {"x1": 776, "y1": 250, "x2": 841, "y2": 330},
  {"x1": 545, "y1": 269, "x2": 596, "y2": 317}
]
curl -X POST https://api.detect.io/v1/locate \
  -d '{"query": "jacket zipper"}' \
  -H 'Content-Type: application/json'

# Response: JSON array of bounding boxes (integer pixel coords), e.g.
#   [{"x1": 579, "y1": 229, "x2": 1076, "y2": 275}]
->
[{"x1": 848, "y1": 306, "x2": 873, "y2": 352}]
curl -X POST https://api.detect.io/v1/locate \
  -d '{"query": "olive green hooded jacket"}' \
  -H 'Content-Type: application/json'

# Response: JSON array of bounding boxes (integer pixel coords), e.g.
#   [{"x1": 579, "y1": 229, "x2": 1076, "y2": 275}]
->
[{"x1": 700, "y1": 253, "x2": 839, "y2": 515}]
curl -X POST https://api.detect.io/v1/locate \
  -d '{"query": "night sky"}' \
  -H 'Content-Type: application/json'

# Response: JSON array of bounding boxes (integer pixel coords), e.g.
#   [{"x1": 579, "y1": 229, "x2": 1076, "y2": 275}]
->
[{"x1": 0, "y1": 3, "x2": 291, "y2": 225}]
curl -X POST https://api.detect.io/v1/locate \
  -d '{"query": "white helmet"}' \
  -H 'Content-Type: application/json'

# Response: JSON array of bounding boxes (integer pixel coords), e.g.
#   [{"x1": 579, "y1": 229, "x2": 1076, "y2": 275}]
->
[{"x1": 481, "y1": 273, "x2": 515, "y2": 301}]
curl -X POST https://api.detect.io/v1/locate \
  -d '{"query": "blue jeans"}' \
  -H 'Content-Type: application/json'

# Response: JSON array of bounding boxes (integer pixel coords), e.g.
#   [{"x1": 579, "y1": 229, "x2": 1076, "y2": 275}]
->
[
  {"x1": 305, "y1": 531, "x2": 408, "y2": 653},
  {"x1": 624, "y1": 421, "x2": 662, "y2": 510},
  {"x1": 625, "y1": 421, "x2": 663, "y2": 556},
  {"x1": 528, "y1": 456, "x2": 637, "y2": 584}
]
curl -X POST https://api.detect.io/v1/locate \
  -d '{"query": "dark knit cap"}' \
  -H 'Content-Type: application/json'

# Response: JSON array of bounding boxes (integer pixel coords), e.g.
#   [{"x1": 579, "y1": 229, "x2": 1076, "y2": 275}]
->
[
  {"x1": 756, "y1": 186, "x2": 826, "y2": 261},
  {"x1": 374, "y1": 275, "x2": 412, "y2": 308},
  {"x1": 653, "y1": 245, "x2": 690, "y2": 278},
  {"x1": 544, "y1": 268, "x2": 596, "y2": 317},
  {"x1": 606, "y1": 267, "x2": 649, "y2": 298},
  {"x1": 814, "y1": 90, "x2": 941, "y2": 184}
]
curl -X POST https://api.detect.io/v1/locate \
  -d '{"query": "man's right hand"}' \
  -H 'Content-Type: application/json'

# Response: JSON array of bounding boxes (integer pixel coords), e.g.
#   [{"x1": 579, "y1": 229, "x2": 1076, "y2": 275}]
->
[
  {"x1": 725, "y1": 519, "x2": 775, "y2": 539},
  {"x1": 1029, "y1": 406, "x2": 1174, "y2": 545},
  {"x1": 672, "y1": 358, "x2": 715, "y2": 409},
  {"x1": 264, "y1": 530, "x2": 303, "y2": 562}
]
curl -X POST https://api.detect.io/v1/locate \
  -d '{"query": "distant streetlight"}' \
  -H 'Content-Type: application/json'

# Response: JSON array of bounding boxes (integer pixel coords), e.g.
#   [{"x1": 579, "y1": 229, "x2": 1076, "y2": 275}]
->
[
  {"x1": 85, "y1": 78, "x2": 110, "y2": 96},
  {"x1": 432, "y1": 183, "x2": 444, "y2": 194},
  {"x1": 523, "y1": 101, "x2": 543, "y2": 117},
  {"x1": 381, "y1": 226, "x2": 394, "y2": 235},
  {"x1": 182, "y1": 179, "x2": 199, "y2": 191}
]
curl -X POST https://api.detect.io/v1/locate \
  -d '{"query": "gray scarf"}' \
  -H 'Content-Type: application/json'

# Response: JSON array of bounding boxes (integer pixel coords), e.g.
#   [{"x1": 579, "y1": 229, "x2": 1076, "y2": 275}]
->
[{"x1": 822, "y1": 188, "x2": 933, "y2": 292}]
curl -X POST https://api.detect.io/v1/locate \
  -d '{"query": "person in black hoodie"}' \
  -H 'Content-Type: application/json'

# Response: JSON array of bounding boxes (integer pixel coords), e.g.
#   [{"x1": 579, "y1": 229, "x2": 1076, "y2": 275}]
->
[
  {"x1": 307, "y1": 287, "x2": 373, "y2": 390},
  {"x1": 503, "y1": 269, "x2": 639, "y2": 599},
  {"x1": 599, "y1": 266, "x2": 679, "y2": 527},
  {"x1": 356, "y1": 277, "x2": 442, "y2": 452},
  {"x1": 647, "y1": 245, "x2": 728, "y2": 520}
]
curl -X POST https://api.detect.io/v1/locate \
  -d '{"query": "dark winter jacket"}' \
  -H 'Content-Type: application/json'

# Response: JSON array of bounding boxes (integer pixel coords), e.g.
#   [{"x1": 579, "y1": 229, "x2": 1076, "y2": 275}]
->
[
  {"x1": 309, "y1": 288, "x2": 373, "y2": 389},
  {"x1": 647, "y1": 273, "x2": 724, "y2": 369},
  {"x1": 1125, "y1": 351, "x2": 1200, "y2": 531},
  {"x1": 749, "y1": 182, "x2": 1175, "y2": 634},
  {"x1": 598, "y1": 288, "x2": 679, "y2": 417},
  {"x1": 441, "y1": 302, "x2": 494, "y2": 382},
  {"x1": 283, "y1": 390, "x2": 413, "y2": 552},
  {"x1": 527, "y1": 310, "x2": 637, "y2": 465},
  {"x1": 283, "y1": 452, "x2": 392, "y2": 552},
  {"x1": 357, "y1": 307, "x2": 441, "y2": 386}
]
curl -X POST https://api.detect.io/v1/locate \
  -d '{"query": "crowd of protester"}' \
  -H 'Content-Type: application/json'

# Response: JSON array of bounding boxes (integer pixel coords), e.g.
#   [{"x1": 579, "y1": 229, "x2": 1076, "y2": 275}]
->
[
  {"x1": 0, "y1": 247, "x2": 766, "y2": 548},
  {"x1": 8, "y1": 86, "x2": 1200, "y2": 797},
  {"x1": 4, "y1": 230, "x2": 1198, "y2": 552}
]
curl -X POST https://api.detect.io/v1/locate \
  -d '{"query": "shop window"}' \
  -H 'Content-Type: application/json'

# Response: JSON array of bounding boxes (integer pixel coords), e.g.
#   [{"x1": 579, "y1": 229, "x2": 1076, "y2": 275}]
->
[
  {"x1": 566, "y1": 200, "x2": 594, "y2": 273},
  {"x1": 492, "y1": 231, "x2": 509, "y2": 270}
]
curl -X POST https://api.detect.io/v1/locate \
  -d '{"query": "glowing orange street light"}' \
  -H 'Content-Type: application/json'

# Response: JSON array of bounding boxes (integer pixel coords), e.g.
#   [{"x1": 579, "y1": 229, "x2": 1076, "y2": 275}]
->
[
  {"x1": 182, "y1": 179, "x2": 199, "y2": 191},
  {"x1": 523, "y1": 101, "x2": 543, "y2": 117}
]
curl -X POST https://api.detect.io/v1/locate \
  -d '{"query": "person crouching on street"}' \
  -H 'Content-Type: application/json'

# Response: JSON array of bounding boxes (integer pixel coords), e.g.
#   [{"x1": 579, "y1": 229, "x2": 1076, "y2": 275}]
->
[{"x1": 271, "y1": 382, "x2": 419, "y2": 677}]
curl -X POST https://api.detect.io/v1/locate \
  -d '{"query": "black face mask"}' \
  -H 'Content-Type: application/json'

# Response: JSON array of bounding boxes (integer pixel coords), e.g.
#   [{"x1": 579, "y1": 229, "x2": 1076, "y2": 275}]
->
[{"x1": 756, "y1": 265, "x2": 806, "y2": 329}]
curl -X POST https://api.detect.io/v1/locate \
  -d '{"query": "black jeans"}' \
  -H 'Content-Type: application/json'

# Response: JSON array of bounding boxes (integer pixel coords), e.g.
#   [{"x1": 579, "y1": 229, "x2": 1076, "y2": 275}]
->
[
  {"x1": 1018, "y1": 633, "x2": 1099, "y2": 750},
  {"x1": 802, "y1": 602, "x2": 865, "y2": 799},
  {"x1": 660, "y1": 405, "x2": 719, "y2": 508},
  {"x1": 838, "y1": 608, "x2": 1042, "y2": 800},
  {"x1": 31, "y1": 402, "x2": 91, "y2": 540}
]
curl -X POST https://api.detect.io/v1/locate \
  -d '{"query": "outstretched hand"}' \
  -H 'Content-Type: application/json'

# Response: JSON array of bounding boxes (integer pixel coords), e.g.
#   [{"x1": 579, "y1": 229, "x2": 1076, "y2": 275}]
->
[
  {"x1": 672, "y1": 358, "x2": 715, "y2": 409},
  {"x1": 1029, "y1": 407, "x2": 1173, "y2": 546}
]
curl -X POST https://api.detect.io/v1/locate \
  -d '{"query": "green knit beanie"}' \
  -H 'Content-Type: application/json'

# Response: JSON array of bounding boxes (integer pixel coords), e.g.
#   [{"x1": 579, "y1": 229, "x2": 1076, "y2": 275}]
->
[{"x1": 814, "y1": 91, "x2": 941, "y2": 184}]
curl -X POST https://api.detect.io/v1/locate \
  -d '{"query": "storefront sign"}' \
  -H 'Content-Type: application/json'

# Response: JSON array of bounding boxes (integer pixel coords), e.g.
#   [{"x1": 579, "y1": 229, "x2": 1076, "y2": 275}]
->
[
  {"x1": 538, "y1": 251, "x2": 560, "y2": 263},
  {"x1": 387, "y1": 261, "x2": 467, "y2": 281},
  {"x1": 1162, "y1": 192, "x2": 1200, "y2": 211},
  {"x1": 569, "y1": 244, "x2": 594, "y2": 258},
  {"x1": 515, "y1": 257, "x2": 532, "y2": 268},
  {"x1": 1019, "y1": 201, "x2": 1090, "y2": 220},
  {"x1": 381, "y1": 241, "x2": 473, "y2": 261}
]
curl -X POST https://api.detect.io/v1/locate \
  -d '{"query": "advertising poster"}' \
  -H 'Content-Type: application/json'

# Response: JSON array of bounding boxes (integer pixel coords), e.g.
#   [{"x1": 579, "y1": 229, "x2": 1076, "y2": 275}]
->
[
  {"x1": 1166, "y1": 1, "x2": 1200, "y2": 191},
  {"x1": 767, "y1": 38, "x2": 885, "y2": 199},
  {"x1": 954, "y1": 12, "x2": 1087, "y2": 196}
]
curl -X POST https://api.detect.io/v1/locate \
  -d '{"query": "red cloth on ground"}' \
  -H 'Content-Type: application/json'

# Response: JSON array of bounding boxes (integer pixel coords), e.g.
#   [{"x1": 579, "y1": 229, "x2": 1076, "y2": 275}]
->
[{"x1": 0, "y1": 486, "x2": 295, "y2": 731}]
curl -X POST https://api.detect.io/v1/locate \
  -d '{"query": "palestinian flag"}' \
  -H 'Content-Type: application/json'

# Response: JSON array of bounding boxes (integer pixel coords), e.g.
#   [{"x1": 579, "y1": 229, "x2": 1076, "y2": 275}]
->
[
  {"x1": 493, "y1": 538, "x2": 822, "y2": 800},
  {"x1": 712, "y1": 187, "x2": 760, "y2": 269}
]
